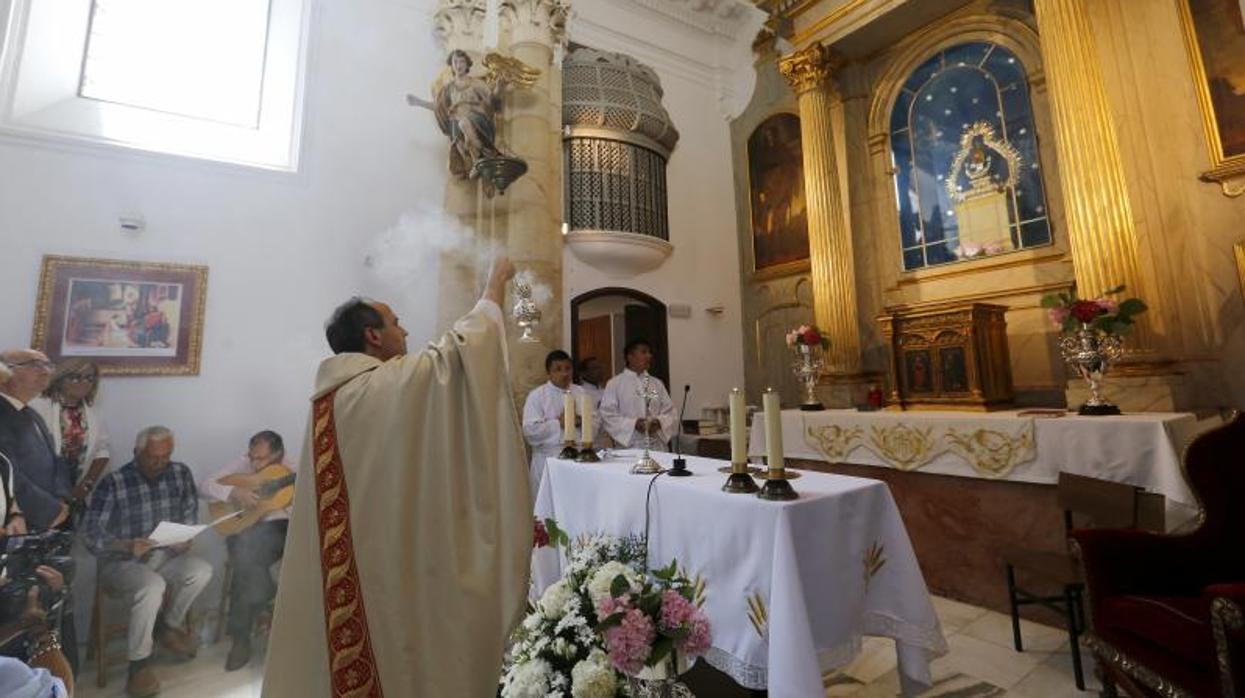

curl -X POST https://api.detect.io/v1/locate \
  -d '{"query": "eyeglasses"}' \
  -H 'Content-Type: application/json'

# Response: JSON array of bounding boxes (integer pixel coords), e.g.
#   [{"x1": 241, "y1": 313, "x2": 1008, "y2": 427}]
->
[
  {"x1": 64, "y1": 374, "x2": 95, "y2": 384},
  {"x1": 7, "y1": 360, "x2": 55, "y2": 372}
]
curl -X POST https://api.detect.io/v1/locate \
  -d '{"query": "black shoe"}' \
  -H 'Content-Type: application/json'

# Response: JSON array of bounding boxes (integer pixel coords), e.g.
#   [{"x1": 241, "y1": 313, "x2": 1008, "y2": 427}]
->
[{"x1": 225, "y1": 638, "x2": 252, "y2": 672}]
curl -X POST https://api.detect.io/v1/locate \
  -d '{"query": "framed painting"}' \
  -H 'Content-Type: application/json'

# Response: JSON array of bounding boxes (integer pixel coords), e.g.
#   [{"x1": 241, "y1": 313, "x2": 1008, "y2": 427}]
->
[
  {"x1": 1178, "y1": 0, "x2": 1245, "y2": 196},
  {"x1": 31, "y1": 256, "x2": 208, "y2": 375},
  {"x1": 748, "y1": 113, "x2": 810, "y2": 276}
]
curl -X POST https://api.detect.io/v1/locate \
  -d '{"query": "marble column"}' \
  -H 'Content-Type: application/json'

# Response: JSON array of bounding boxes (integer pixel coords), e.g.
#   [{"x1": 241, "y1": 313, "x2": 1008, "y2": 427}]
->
[{"x1": 779, "y1": 45, "x2": 865, "y2": 397}]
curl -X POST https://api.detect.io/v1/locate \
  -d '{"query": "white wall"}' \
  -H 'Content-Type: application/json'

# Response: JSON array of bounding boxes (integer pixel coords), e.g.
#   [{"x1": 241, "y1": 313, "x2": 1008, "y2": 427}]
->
[
  {"x1": 565, "y1": 0, "x2": 759, "y2": 415},
  {"x1": 0, "y1": 0, "x2": 455, "y2": 476}
]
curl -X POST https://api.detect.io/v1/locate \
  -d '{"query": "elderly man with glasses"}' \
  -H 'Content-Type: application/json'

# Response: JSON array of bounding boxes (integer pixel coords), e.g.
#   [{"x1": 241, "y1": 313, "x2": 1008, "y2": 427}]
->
[{"x1": 0, "y1": 350, "x2": 73, "y2": 532}]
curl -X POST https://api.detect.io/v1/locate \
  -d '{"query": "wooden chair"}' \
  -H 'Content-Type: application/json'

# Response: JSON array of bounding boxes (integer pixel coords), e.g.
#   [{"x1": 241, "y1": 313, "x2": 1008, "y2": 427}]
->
[
  {"x1": 1002, "y1": 471, "x2": 1165, "y2": 690},
  {"x1": 86, "y1": 562, "x2": 131, "y2": 688},
  {"x1": 212, "y1": 556, "x2": 281, "y2": 644}
]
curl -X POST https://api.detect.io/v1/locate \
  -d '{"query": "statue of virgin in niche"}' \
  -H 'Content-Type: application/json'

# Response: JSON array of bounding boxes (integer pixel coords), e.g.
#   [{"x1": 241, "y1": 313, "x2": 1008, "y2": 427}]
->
[{"x1": 407, "y1": 49, "x2": 507, "y2": 179}]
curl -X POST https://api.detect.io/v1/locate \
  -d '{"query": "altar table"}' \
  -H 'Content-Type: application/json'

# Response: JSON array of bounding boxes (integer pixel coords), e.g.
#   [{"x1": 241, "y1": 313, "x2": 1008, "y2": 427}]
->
[
  {"x1": 749, "y1": 409, "x2": 1206, "y2": 509},
  {"x1": 532, "y1": 451, "x2": 947, "y2": 698}
]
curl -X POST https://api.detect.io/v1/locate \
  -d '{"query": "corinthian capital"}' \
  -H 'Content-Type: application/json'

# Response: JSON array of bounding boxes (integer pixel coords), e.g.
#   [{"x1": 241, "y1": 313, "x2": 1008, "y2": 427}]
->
[
  {"x1": 778, "y1": 44, "x2": 842, "y2": 96},
  {"x1": 434, "y1": 0, "x2": 488, "y2": 51},
  {"x1": 500, "y1": 0, "x2": 570, "y2": 47}
]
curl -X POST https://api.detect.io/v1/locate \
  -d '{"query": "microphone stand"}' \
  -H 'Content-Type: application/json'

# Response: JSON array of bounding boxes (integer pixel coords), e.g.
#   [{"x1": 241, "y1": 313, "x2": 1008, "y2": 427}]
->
[{"x1": 669, "y1": 384, "x2": 692, "y2": 477}]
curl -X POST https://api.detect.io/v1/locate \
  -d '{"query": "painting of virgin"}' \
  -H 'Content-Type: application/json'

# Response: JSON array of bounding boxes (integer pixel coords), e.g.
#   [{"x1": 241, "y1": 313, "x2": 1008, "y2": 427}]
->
[{"x1": 748, "y1": 113, "x2": 809, "y2": 272}]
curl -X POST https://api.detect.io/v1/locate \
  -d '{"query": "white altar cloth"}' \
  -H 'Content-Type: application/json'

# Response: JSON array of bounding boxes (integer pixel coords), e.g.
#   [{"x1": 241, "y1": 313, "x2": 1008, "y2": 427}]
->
[
  {"x1": 750, "y1": 409, "x2": 1206, "y2": 508},
  {"x1": 532, "y1": 450, "x2": 947, "y2": 698}
]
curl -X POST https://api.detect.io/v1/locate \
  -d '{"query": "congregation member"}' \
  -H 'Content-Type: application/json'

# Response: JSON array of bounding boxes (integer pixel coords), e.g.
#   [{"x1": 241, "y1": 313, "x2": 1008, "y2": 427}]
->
[
  {"x1": 30, "y1": 359, "x2": 111, "y2": 513},
  {"x1": 599, "y1": 339, "x2": 676, "y2": 450},
  {"x1": 264, "y1": 257, "x2": 530, "y2": 697},
  {"x1": 576, "y1": 356, "x2": 605, "y2": 409},
  {"x1": 82, "y1": 426, "x2": 212, "y2": 698},
  {"x1": 0, "y1": 363, "x2": 26, "y2": 536},
  {"x1": 523, "y1": 350, "x2": 593, "y2": 495},
  {"x1": 198, "y1": 430, "x2": 294, "y2": 671},
  {"x1": 0, "y1": 350, "x2": 73, "y2": 531}
]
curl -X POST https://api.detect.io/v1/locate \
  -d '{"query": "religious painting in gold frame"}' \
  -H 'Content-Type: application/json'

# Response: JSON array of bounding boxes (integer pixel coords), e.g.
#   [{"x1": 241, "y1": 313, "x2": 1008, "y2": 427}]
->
[
  {"x1": 31, "y1": 255, "x2": 208, "y2": 376},
  {"x1": 747, "y1": 113, "x2": 810, "y2": 276},
  {"x1": 1177, "y1": 0, "x2": 1245, "y2": 196}
]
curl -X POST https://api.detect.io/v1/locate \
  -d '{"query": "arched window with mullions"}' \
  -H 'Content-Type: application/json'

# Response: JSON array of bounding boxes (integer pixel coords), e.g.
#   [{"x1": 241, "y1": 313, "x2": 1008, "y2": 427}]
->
[{"x1": 889, "y1": 42, "x2": 1053, "y2": 271}]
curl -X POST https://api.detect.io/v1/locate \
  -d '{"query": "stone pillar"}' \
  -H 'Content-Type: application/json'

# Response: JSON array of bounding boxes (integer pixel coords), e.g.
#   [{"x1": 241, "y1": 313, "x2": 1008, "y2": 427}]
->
[
  {"x1": 497, "y1": 0, "x2": 567, "y2": 396},
  {"x1": 779, "y1": 44, "x2": 867, "y2": 406},
  {"x1": 1034, "y1": 0, "x2": 1193, "y2": 410}
]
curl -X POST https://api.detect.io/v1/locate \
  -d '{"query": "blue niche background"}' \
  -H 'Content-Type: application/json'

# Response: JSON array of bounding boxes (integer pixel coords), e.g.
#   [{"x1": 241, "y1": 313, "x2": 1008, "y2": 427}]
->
[{"x1": 889, "y1": 42, "x2": 1052, "y2": 271}]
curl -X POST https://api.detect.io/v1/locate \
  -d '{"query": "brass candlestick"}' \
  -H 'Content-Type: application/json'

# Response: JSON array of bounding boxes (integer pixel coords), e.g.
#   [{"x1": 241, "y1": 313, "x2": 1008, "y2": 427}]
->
[
  {"x1": 757, "y1": 461, "x2": 800, "y2": 501},
  {"x1": 722, "y1": 461, "x2": 759, "y2": 494},
  {"x1": 559, "y1": 441, "x2": 580, "y2": 460},
  {"x1": 575, "y1": 443, "x2": 600, "y2": 463}
]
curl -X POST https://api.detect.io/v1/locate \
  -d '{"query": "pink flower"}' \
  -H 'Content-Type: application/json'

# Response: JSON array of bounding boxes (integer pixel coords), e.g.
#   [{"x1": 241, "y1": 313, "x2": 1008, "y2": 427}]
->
[
  {"x1": 596, "y1": 593, "x2": 632, "y2": 622},
  {"x1": 603, "y1": 607, "x2": 656, "y2": 675},
  {"x1": 679, "y1": 615, "x2": 711, "y2": 658},
  {"x1": 659, "y1": 591, "x2": 712, "y2": 659},
  {"x1": 1095, "y1": 298, "x2": 1119, "y2": 314},
  {"x1": 1047, "y1": 306, "x2": 1070, "y2": 328},
  {"x1": 659, "y1": 590, "x2": 696, "y2": 631}
]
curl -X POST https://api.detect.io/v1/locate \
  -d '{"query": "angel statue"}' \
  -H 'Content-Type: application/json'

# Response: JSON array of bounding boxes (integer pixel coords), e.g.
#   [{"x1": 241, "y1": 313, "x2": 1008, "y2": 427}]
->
[{"x1": 406, "y1": 49, "x2": 503, "y2": 180}]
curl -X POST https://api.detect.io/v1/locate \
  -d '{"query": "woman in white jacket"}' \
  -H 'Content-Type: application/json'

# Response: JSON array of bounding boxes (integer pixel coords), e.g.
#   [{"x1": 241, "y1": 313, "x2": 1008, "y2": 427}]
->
[{"x1": 30, "y1": 358, "x2": 110, "y2": 509}]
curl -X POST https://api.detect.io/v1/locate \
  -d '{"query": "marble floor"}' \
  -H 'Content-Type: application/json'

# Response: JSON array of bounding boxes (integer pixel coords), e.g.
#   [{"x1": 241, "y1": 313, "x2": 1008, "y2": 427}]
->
[{"x1": 74, "y1": 596, "x2": 1091, "y2": 697}]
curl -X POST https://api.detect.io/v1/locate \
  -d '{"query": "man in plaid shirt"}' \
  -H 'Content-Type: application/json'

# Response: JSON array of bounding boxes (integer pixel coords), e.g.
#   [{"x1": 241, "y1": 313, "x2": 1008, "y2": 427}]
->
[{"x1": 82, "y1": 425, "x2": 212, "y2": 698}]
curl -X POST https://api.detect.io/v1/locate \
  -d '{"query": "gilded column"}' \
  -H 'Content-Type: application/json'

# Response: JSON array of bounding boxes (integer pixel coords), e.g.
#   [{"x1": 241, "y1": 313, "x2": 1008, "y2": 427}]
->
[
  {"x1": 1033, "y1": 0, "x2": 1156, "y2": 353},
  {"x1": 779, "y1": 45, "x2": 862, "y2": 376}
]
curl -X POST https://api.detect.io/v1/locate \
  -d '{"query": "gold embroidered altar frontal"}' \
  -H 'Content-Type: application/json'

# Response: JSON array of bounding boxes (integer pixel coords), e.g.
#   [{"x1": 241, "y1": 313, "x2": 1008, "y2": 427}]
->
[{"x1": 877, "y1": 302, "x2": 1014, "y2": 411}]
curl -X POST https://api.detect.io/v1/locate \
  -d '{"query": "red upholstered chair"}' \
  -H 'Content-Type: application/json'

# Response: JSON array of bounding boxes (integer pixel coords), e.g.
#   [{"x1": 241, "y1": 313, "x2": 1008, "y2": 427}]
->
[{"x1": 1073, "y1": 413, "x2": 1245, "y2": 698}]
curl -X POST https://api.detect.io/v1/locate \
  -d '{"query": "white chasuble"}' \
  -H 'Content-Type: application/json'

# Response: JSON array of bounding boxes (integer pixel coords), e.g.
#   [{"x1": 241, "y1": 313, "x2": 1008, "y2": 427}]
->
[
  {"x1": 599, "y1": 369, "x2": 676, "y2": 450},
  {"x1": 262, "y1": 300, "x2": 531, "y2": 698}
]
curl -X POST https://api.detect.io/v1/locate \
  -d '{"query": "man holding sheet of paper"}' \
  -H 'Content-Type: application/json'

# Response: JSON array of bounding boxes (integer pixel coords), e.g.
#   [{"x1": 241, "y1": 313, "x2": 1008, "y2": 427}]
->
[{"x1": 82, "y1": 425, "x2": 212, "y2": 698}]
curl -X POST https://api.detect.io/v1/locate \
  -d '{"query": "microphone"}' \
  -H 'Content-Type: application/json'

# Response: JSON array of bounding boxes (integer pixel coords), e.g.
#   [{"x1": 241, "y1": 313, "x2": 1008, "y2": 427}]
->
[{"x1": 669, "y1": 384, "x2": 692, "y2": 477}]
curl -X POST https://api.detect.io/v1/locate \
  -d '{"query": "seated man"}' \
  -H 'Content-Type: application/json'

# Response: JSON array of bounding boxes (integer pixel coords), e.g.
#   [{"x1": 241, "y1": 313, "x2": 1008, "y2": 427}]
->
[
  {"x1": 82, "y1": 426, "x2": 211, "y2": 698},
  {"x1": 198, "y1": 430, "x2": 294, "y2": 671},
  {"x1": 599, "y1": 339, "x2": 676, "y2": 451},
  {"x1": 523, "y1": 351, "x2": 593, "y2": 495}
]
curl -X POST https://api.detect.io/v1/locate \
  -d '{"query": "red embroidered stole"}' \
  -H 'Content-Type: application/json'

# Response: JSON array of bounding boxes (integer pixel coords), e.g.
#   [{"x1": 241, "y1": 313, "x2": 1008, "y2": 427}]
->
[{"x1": 311, "y1": 391, "x2": 384, "y2": 698}]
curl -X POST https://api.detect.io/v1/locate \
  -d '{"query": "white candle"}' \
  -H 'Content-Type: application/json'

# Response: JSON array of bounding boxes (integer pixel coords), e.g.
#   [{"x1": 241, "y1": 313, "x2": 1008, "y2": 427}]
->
[
  {"x1": 729, "y1": 388, "x2": 746, "y2": 464},
  {"x1": 580, "y1": 393, "x2": 594, "y2": 445},
  {"x1": 763, "y1": 389, "x2": 784, "y2": 476},
  {"x1": 563, "y1": 391, "x2": 575, "y2": 442}
]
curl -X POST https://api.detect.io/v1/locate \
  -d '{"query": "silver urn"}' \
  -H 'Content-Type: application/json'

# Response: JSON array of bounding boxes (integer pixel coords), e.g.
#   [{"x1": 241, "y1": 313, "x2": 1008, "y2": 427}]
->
[{"x1": 1059, "y1": 323, "x2": 1124, "y2": 415}]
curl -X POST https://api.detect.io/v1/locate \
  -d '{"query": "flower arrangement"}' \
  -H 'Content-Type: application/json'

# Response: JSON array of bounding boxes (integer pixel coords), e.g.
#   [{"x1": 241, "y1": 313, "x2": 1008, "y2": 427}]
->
[
  {"x1": 784, "y1": 324, "x2": 829, "y2": 350},
  {"x1": 1041, "y1": 285, "x2": 1147, "y2": 335},
  {"x1": 501, "y1": 520, "x2": 711, "y2": 698}
]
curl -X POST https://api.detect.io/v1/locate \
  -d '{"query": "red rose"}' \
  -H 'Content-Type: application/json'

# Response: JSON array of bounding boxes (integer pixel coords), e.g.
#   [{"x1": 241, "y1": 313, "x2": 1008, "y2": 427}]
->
[
  {"x1": 1070, "y1": 300, "x2": 1106, "y2": 324},
  {"x1": 800, "y1": 328, "x2": 821, "y2": 346},
  {"x1": 533, "y1": 519, "x2": 550, "y2": 548}
]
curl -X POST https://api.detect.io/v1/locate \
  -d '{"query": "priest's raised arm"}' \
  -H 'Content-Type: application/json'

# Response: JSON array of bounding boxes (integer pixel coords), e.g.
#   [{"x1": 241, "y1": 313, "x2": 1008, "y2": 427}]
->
[{"x1": 263, "y1": 257, "x2": 531, "y2": 698}]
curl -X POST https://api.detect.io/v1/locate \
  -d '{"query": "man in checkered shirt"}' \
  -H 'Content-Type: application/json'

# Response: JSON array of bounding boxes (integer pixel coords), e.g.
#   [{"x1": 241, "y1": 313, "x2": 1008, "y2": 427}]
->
[{"x1": 82, "y1": 425, "x2": 212, "y2": 698}]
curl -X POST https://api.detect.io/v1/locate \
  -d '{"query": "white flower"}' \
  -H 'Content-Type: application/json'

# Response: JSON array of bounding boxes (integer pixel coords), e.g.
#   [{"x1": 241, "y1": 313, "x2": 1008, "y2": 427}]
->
[
  {"x1": 587, "y1": 561, "x2": 642, "y2": 607},
  {"x1": 540, "y1": 579, "x2": 577, "y2": 619},
  {"x1": 502, "y1": 658, "x2": 552, "y2": 698},
  {"x1": 551, "y1": 636, "x2": 578, "y2": 659},
  {"x1": 571, "y1": 650, "x2": 618, "y2": 698}
]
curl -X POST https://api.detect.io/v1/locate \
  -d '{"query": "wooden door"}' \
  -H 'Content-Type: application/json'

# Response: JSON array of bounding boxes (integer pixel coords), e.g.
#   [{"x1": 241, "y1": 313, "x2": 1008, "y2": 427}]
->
[
  {"x1": 575, "y1": 315, "x2": 613, "y2": 378},
  {"x1": 623, "y1": 303, "x2": 670, "y2": 389}
]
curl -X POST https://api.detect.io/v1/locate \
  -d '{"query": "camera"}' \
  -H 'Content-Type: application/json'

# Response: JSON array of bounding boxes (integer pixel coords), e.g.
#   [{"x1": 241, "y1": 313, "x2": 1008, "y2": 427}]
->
[{"x1": 0, "y1": 530, "x2": 75, "y2": 623}]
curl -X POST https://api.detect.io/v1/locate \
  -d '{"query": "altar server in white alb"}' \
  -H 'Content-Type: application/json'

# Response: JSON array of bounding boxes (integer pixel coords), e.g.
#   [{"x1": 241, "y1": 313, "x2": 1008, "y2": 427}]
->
[
  {"x1": 599, "y1": 339, "x2": 676, "y2": 450},
  {"x1": 522, "y1": 350, "x2": 593, "y2": 494}
]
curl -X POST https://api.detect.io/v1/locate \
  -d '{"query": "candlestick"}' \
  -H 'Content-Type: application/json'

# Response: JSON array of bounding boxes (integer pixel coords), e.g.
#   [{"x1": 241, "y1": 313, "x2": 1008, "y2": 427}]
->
[
  {"x1": 576, "y1": 393, "x2": 599, "y2": 462},
  {"x1": 758, "y1": 388, "x2": 798, "y2": 501}
]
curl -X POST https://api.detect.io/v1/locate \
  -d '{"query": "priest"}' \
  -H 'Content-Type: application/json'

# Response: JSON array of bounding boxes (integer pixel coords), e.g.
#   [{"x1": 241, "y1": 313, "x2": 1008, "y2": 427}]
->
[
  {"x1": 599, "y1": 339, "x2": 676, "y2": 450},
  {"x1": 262, "y1": 257, "x2": 531, "y2": 698}
]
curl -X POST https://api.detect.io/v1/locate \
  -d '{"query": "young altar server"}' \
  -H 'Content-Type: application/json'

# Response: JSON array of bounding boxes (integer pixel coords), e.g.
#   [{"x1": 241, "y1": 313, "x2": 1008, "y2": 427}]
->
[
  {"x1": 523, "y1": 350, "x2": 593, "y2": 495},
  {"x1": 599, "y1": 339, "x2": 676, "y2": 450}
]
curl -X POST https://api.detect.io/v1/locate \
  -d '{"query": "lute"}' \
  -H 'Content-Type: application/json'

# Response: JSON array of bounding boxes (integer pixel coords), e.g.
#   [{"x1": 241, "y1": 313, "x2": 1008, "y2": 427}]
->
[{"x1": 209, "y1": 464, "x2": 296, "y2": 537}]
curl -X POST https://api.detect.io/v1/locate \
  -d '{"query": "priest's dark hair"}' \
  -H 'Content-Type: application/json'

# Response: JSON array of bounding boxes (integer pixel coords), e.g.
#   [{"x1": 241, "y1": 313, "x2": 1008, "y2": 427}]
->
[
  {"x1": 249, "y1": 430, "x2": 285, "y2": 460},
  {"x1": 545, "y1": 349, "x2": 572, "y2": 372},
  {"x1": 325, "y1": 297, "x2": 384, "y2": 354},
  {"x1": 623, "y1": 338, "x2": 652, "y2": 358}
]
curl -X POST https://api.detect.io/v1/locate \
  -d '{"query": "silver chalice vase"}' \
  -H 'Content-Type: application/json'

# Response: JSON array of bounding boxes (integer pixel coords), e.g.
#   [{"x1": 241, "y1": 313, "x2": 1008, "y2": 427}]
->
[
  {"x1": 512, "y1": 280, "x2": 541, "y2": 343},
  {"x1": 1059, "y1": 323, "x2": 1125, "y2": 416},
  {"x1": 792, "y1": 344, "x2": 825, "y2": 411},
  {"x1": 631, "y1": 373, "x2": 664, "y2": 475}
]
